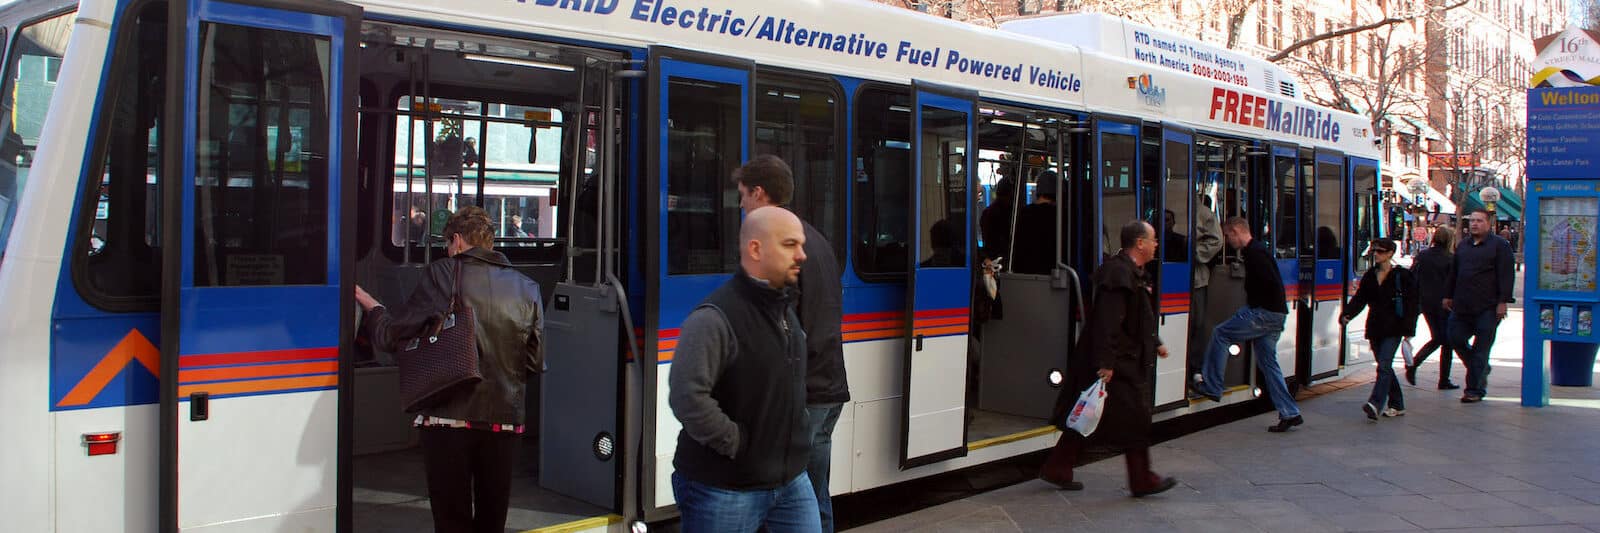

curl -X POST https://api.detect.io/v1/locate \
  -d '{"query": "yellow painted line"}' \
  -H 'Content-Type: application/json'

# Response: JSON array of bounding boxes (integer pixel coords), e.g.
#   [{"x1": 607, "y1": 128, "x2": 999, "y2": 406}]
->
[
  {"x1": 1187, "y1": 384, "x2": 1253, "y2": 406},
  {"x1": 967, "y1": 425, "x2": 1059, "y2": 451},
  {"x1": 521, "y1": 514, "x2": 623, "y2": 533}
]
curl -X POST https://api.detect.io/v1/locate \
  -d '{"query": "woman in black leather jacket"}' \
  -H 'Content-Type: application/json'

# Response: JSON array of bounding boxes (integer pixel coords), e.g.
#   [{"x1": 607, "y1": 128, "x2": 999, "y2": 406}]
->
[
  {"x1": 1341, "y1": 238, "x2": 1420, "y2": 422},
  {"x1": 355, "y1": 206, "x2": 544, "y2": 533}
]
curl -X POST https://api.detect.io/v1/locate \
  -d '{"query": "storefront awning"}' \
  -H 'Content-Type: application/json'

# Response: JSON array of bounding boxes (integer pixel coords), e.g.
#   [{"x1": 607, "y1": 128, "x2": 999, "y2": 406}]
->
[
  {"x1": 1461, "y1": 186, "x2": 1523, "y2": 221},
  {"x1": 1395, "y1": 179, "x2": 1457, "y2": 215}
]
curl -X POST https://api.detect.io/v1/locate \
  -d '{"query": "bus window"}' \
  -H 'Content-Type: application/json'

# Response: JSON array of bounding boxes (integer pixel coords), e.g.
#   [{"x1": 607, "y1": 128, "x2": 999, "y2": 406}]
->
[
  {"x1": 1300, "y1": 148, "x2": 1316, "y2": 260},
  {"x1": 916, "y1": 104, "x2": 967, "y2": 268},
  {"x1": 191, "y1": 20, "x2": 331, "y2": 286},
  {"x1": 0, "y1": 11, "x2": 73, "y2": 270},
  {"x1": 390, "y1": 98, "x2": 562, "y2": 248},
  {"x1": 1273, "y1": 153, "x2": 1298, "y2": 259},
  {"x1": 1099, "y1": 129, "x2": 1137, "y2": 262},
  {"x1": 74, "y1": 1, "x2": 166, "y2": 308},
  {"x1": 1351, "y1": 161, "x2": 1379, "y2": 275},
  {"x1": 1316, "y1": 159, "x2": 1342, "y2": 261},
  {"x1": 852, "y1": 86, "x2": 912, "y2": 278},
  {"x1": 666, "y1": 77, "x2": 742, "y2": 275},
  {"x1": 753, "y1": 74, "x2": 845, "y2": 271},
  {"x1": 1163, "y1": 138, "x2": 1190, "y2": 264},
  {"x1": 974, "y1": 106, "x2": 1025, "y2": 262}
]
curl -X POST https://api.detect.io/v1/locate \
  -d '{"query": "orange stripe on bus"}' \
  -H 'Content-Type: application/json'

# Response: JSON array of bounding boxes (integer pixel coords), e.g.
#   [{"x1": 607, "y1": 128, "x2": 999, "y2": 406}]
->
[
  {"x1": 178, "y1": 361, "x2": 339, "y2": 384},
  {"x1": 912, "y1": 316, "x2": 968, "y2": 328},
  {"x1": 843, "y1": 319, "x2": 904, "y2": 332},
  {"x1": 843, "y1": 329, "x2": 902, "y2": 342},
  {"x1": 176, "y1": 374, "x2": 337, "y2": 398},
  {"x1": 57, "y1": 330, "x2": 160, "y2": 408},
  {"x1": 914, "y1": 325, "x2": 969, "y2": 337}
]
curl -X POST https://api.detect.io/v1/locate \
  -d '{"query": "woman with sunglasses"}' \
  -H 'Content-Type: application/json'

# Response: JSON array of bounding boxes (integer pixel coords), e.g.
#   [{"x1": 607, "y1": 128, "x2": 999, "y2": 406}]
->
[{"x1": 1340, "y1": 238, "x2": 1422, "y2": 421}]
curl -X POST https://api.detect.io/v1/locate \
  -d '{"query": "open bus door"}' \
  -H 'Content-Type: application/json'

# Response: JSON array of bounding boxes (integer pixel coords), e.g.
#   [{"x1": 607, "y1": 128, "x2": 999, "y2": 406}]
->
[
  {"x1": 1266, "y1": 144, "x2": 1303, "y2": 387},
  {"x1": 1342, "y1": 157, "x2": 1382, "y2": 368},
  {"x1": 899, "y1": 83, "x2": 975, "y2": 469},
  {"x1": 643, "y1": 48, "x2": 751, "y2": 512},
  {"x1": 159, "y1": 0, "x2": 361, "y2": 531},
  {"x1": 1309, "y1": 151, "x2": 1348, "y2": 381},
  {"x1": 1155, "y1": 126, "x2": 1193, "y2": 410}
]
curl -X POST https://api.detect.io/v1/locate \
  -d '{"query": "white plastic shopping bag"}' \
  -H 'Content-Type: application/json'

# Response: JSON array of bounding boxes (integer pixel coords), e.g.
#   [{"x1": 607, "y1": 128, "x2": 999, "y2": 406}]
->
[
  {"x1": 1400, "y1": 338, "x2": 1415, "y2": 367},
  {"x1": 1065, "y1": 379, "x2": 1108, "y2": 437}
]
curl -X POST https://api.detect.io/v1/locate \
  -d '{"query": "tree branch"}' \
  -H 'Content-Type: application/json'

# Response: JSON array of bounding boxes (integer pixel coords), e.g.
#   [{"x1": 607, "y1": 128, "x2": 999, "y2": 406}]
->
[{"x1": 1266, "y1": 0, "x2": 1467, "y2": 62}]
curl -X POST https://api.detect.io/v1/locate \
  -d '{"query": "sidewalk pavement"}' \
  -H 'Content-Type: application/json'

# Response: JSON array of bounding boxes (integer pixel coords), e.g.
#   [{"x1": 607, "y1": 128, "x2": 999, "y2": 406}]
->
[{"x1": 848, "y1": 297, "x2": 1600, "y2": 532}]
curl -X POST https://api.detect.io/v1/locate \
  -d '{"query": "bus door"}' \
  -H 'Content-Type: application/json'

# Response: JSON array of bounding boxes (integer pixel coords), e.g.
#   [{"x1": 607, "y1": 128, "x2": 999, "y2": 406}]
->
[
  {"x1": 1155, "y1": 126, "x2": 1193, "y2": 410},
  {"x1": 1343, "y1": 156, "x2": 1381, "y2": 367},
  {"x1": 644, "y1": 49, "x2": 751, "y2": 508},
  {"x1": 160, "y1": 1, "x2": 361, "y2": 531},
  {"x1": 900, "y1": 84, "x2": 974, "y2": 469},
  {"x1": 1309, "y1": 151, "x2": 1347, "y2": 381},
  {"x1": 1267, "y1": 144, "x2": 1303, "y2": 385}
]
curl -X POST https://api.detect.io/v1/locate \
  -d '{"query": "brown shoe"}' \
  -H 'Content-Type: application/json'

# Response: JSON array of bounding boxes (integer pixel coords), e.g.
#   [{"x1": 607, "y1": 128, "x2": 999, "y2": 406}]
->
[{"x1": 1132, "y1": 477, "x2": 1178, "y2": 497}]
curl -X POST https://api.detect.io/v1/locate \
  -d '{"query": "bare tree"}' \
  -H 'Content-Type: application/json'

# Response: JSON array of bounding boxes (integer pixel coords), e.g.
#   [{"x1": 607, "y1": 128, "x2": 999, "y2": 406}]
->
[
  {"x1": 1216, "y1": 0, "x2": 1259, "y2": 49},
  {"x1": 1283, "y1": 15, "x2": 1433, "y2": 150},
  {"x1": 1415, "y1": 63, "x2": 1526, "y2": 215},
  {"x1": 1265, "y1": 0, "x2": 1467, "y2": 62},
  {"x1": 1584, "y1": 0, "x2": 1600, "y2": 30}
]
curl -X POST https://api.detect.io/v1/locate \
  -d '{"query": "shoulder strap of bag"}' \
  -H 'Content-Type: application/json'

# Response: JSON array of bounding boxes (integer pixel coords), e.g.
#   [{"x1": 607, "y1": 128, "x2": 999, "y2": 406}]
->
[{"x1": 450, "y1": 257, "x2": 465, "y2": 313}]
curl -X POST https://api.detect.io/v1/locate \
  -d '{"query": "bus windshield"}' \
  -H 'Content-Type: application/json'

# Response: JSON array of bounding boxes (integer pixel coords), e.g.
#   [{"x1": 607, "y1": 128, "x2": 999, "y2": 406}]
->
[{"x1": 0, "y1": 11, "x2": 73, "y2": 269}]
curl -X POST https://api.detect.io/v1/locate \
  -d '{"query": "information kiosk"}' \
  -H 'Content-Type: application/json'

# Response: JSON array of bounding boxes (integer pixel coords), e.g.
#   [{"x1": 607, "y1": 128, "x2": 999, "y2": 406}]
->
[{"x1": 1521, "y1": 84, "x2": 1600, "y2": 406}]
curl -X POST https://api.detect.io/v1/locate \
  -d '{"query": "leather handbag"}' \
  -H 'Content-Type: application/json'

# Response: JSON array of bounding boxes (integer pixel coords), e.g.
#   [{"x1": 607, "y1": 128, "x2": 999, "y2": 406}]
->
[{"x1": 395, "y1": 259, "x2": 482, "y2": 412}]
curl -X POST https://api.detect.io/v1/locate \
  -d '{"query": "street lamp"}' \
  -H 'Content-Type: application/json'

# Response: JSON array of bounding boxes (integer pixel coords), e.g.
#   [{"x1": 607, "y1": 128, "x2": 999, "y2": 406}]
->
[{"x1": 1480, "y1": 186, "x2": 1500, "y2": 216}]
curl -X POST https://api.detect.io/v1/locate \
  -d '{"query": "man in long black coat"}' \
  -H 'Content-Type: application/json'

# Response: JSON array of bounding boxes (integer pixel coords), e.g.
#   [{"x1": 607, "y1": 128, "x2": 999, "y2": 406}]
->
[{"x1": 1039, "y1": 220, "x2": 1178, "y2": 497}]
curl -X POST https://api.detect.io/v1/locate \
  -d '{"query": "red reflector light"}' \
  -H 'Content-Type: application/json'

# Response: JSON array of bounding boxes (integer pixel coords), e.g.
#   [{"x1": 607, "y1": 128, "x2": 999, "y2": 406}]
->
[{"x1": 84, "y1": 432, "x2": 121, "y2": 456}]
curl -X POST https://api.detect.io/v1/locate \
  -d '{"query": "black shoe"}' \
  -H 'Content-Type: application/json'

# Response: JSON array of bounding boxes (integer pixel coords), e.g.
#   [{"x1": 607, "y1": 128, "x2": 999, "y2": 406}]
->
[
  {"x1": 1460, "y1": 394, "x2": 1483, "y2": 403},
  {"x1": 1362, "y1": 402, "x2": 1379, "y2": 421},
  {"x1": 1439, "y1": 381, "x2": 1461, "y2": 390},
  {"x1": 1188, "y1": 382, "x2": 1221, "y2": 403},
  {"x1": 1267, "y1": 415, "x2": 1304, "y2": 433},
  {"x1": 1404, "y1": 365, "x2": 1417, "y2": 386},
  {"x1": 1040, "y1": 474, "x2": 1084, "y2": 491},
  {"x1": 1132, "y1": 477, "x2": 1178, "y2": 498}
]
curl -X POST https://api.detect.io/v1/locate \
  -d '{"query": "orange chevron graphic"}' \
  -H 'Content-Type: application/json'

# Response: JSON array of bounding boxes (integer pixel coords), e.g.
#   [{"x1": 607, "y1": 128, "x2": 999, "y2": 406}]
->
[{"x1": 57, "y1": 329, "x2": 160, "y2": 408}]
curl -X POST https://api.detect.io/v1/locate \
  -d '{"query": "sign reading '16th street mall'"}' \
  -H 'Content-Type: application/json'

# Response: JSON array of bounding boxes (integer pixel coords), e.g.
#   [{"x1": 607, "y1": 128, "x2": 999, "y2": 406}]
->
[{"x1": 1528, "y1": 86, "x2": 1600, "y2": 180}]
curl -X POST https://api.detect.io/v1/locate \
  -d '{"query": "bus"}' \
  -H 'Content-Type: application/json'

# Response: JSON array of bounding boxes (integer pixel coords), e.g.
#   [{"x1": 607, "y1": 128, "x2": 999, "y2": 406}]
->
[{"x1": 0, "y1": 0, "x2": 1383, "y2": 531}]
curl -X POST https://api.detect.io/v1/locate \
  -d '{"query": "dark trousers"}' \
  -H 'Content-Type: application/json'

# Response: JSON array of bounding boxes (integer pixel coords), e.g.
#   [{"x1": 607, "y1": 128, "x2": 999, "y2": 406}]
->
[
  {"x1": 1448, "y1": 310, "x2": 1501, "y2": 398},
  {"x1": 1412, "y1": 309, "x2": 1456, "y2": 382},
  {"x1": 1039, "y1": 432, "x2": 1164, "y2": 494},
  {"x1": 420, "y1": 426, "x2": 519, "y2": 533},
  {"x1": 805, "y1": 404, "x2": 844, "y2": 533},
  {"x1": 1368, "y1": 337, "x2": 1405, "y2": 411}
]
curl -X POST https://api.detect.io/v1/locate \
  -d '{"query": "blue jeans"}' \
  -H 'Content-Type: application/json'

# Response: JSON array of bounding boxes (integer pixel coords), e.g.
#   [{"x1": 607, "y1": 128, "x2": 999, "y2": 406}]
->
[
  {"x1": 672, "y1": 472, "x2": 821, "y2": 533},
  {"x1": 1448, "y1": 309, "x2": 1501, "y2": 397},
  {"x1": 805, "y1": 404, "x2": 843, "y2": 533},
  {"x1": 1199, "y1": 306, "x2": 1300, "y2": 420},
  {"x1": 1368, "y1": 337, "x2": 1405, "y2": 411}
]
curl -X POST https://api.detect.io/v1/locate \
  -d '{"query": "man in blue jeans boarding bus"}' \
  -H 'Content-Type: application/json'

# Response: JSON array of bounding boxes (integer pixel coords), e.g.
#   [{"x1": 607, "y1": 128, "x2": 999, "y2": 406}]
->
[{"x1": 1191, "y1": 217, "x2": 1304, "y2": 433}]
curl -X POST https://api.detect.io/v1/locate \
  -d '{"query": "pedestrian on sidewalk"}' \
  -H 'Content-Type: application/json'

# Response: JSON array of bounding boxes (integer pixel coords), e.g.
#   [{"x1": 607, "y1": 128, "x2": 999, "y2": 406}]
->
[
  {"x1": 1341, "y1": 238, "x2": 1420, "y2": 421},
  {"x1": 1407, "y1": 226, "x2": 1459, "y2": 389},
  {"x1": 668, "y1": 207, "x2": 820, "y2": 533},
  {"x1": 1039, "y1": 220, "x2": 1178, "y2": 498},
  {"x1": 733, "y1": 155, "x2": 848, "y2": 533},
  {"x1": 1444, "y1": 209, "x2": 1515, "y2": 403},
  {"x1": 1190, "y1": 217, "x2": 1304, "y2": 432}
]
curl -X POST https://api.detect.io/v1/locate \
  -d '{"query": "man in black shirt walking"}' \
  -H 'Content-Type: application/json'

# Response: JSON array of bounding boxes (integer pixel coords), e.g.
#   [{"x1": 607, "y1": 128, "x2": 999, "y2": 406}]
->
[
  {"x1": 1192, "y1": 217, "x2": 1304, "y2": 432},
  {"x1": 1444, "y1": 209, "x2": 1516, "y2": 403}
]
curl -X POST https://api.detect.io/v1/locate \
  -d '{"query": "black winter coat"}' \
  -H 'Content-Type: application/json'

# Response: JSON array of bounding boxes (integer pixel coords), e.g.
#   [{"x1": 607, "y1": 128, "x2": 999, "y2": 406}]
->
[
  {"x1": 1343, "y1": 265, "x2": 1421, "y2": 340},
  {"x1": 369, "y1": 247, "x2": 544, "y2": 426},
  {"x1": 1412, "y1": 246, "x2": 1452, "y2": 314},
  {"x1": 1049, "y1": 252, "x2": 1160, "y2": 448}
]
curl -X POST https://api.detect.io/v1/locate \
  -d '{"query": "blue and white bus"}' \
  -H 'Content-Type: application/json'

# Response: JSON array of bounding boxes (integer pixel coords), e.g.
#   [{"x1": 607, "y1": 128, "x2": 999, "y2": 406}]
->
[{"x1": 0, "y1": 0, "x2": 1383, "y2": 531}]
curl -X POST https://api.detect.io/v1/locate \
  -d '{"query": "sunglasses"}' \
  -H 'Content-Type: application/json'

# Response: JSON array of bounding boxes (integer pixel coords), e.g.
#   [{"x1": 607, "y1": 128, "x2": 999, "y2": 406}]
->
[{"x1": 1373, "y1": 248, "x2": 1394, "y2": 255}]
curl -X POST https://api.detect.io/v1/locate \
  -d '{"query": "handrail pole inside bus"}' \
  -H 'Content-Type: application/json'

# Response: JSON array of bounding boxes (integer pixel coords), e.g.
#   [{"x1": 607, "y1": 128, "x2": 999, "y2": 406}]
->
[
  {"x1": 423, "y1": 44, "x2": 436, "y2": 265},
  {"x1": 404, "y1": 52, "x2": 417, "y2": 265},
  {"x1": 566, "y1": 62, "x2": 587, "y2": 284},
  {"x1": 600, "y1": 60, "x2": 617, "y2": 283}
]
